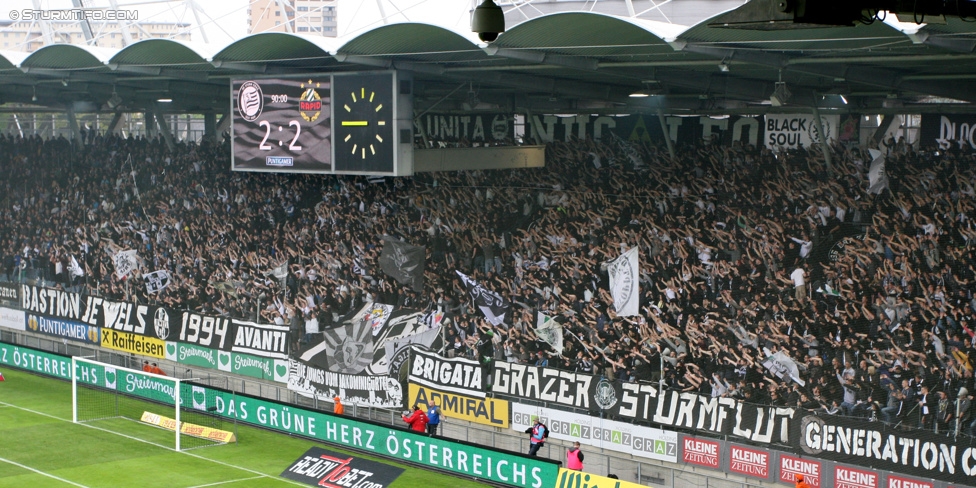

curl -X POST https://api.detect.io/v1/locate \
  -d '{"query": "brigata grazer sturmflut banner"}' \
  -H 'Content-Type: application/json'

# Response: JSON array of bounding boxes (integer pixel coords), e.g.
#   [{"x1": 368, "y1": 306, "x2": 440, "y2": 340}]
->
[{"x1": 492, "y1": 362, "x2": 792, "y2": 446}]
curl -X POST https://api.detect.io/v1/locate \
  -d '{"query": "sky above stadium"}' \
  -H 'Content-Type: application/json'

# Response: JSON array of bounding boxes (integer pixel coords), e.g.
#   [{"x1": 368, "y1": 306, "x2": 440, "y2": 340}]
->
[{"x1": 0, "y1": 0, "x2": 472, "y2": 48}]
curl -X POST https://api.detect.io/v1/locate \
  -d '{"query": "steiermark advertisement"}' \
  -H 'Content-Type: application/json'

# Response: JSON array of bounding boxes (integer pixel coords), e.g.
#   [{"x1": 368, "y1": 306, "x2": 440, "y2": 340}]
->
[
  {"x1": 73, "y1": 360, "x2": 177, "y2": 405},
  {"x1": 2, "y1": 342, "x2": 560, "y2": 488},
  {"x1": 165, "y1": 342, "x2": 287, "y2": 383}
]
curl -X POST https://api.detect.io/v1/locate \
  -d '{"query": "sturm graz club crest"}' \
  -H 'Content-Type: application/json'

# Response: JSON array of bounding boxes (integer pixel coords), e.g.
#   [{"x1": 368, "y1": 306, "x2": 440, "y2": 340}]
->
[
  {"x1": 154, "y1": 308, "x2": 170, "y2": 340},
  {"x1": 237, "y1": 81, "x2": 263, "y2": 122},
  {"x1": 594, "y1": 378, "x2": 618, "y2": 410}
]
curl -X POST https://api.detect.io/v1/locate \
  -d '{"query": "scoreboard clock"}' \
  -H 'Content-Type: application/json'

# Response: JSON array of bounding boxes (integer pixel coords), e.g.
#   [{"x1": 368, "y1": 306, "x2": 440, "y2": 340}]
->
[
  {"x1": 231, "y1": 72, "x2": 402, "y2": 175},
  {"x1": 332, "y1": 73, "x2": 395, "y2": 174}
]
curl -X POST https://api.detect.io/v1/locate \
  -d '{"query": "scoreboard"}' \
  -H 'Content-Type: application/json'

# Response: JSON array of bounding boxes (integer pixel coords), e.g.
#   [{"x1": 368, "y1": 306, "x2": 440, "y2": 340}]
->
[{"x1": 231, "y1": 71, "x2": 409, "y2": 175}]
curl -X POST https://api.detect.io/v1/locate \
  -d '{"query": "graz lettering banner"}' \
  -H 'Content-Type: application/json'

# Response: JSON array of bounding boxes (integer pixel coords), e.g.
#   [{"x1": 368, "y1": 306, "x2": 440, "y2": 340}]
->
[
  {"x1": 512, "y1": 402, "x2": 678, "y2": 463},
  {"x1": 289, "y1": 304, "x2": 442, "y2": 408},
  {"x1": 793, "y1": 411, "x2": 976, "y2": 485},
  {"x1": 492, "y1": 362, "x2": 793, "y2": 446}
]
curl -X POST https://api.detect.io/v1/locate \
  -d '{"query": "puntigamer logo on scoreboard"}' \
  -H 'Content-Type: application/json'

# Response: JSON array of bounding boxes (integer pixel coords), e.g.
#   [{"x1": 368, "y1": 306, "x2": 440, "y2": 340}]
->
[{"x1": 267, "y1": 156, "x2": 294, "y2": 167}]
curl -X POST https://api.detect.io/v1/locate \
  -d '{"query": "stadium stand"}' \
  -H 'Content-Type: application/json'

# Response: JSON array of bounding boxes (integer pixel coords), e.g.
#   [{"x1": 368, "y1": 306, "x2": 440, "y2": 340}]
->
[{"x1": 2, "y1": 129, "x2": 975, "y2": 435}]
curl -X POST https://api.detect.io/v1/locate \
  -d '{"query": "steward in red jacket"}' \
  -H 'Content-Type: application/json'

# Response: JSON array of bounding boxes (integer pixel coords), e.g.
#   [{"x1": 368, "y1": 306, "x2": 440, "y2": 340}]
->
[{"x1": 402, "y1": 406, "x2": 428, "y2": 433}]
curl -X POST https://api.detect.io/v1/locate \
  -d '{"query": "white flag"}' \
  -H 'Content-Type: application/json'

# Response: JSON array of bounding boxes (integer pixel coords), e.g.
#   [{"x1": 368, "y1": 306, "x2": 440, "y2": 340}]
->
[
  {"x1": 607, "y1": 247, "x2": 639, "y2": 316},
  {"x1": 867, "y1": 148, "x2": 889, "y2": 194},
  {"x1": 535, "y1": 312, "x2": 563, "y2": 354},
  {"x1": 270, "y1": 260, "x2": 288, "y2": 279},
  {"x1": 762, "y1": 350, "x2": 806, "y2": 387},
  {"x1": 69, "y1": 256, "x2": 85, "y2": 278},
  {"x1": 144, "y1": 270, "x2": 172, "y2": 294},
  {"x1": 113, "y1": 250, "x2": 139, "y2": 279}
]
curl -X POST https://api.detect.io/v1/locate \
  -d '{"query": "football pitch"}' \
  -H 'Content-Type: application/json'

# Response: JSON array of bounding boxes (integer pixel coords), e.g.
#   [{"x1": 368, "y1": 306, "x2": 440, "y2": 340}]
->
[{"x1": 0, "y1": 368, "x2": 490, "y2": 488}]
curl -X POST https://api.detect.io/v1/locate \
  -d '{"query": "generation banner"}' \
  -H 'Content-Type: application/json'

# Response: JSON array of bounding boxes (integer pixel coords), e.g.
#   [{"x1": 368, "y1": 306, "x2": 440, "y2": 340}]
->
[
  {"x1": 793, "y1": 411, "x2": 976, "y2": 486},
  {"x1": 511, "y1": 402, "x2": 678, "y2": 463},
  {"x1": 408, "y1": 383, "x2": 509, "y2": 428},
  {"x1": 524, "y1": 114, "x2": 763, "y2": 147},
  {"x1": 289, "y1": 304, "x2": 441, "y2": 408},
  {"x1": 281, "y1": 446, "x2": 405, "y2": 488}
]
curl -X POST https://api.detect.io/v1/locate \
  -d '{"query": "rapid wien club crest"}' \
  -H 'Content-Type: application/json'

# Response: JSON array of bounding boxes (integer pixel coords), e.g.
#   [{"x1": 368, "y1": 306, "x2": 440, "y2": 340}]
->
[{"x1": 299, "y1": 80, "x2": 322, "y2": 122}]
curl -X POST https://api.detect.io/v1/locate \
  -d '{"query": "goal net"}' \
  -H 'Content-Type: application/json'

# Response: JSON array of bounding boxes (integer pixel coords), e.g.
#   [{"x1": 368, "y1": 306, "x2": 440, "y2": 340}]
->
[{"x1": 72, "y1": 356, "x2": 233, "y2": 451}]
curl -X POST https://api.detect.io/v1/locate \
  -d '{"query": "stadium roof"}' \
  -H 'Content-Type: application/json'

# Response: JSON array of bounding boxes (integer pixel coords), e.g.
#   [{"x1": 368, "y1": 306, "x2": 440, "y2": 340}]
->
[{"x1": 1, "y1": 1, "x2": 976, "y2": 116}]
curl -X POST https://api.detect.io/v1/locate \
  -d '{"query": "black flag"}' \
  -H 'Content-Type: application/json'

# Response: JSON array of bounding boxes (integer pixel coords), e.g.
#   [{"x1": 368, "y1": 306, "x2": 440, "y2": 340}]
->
[
  {"x1": 455, "y1": 270, "x2": 510, "y2": 326},
  {"x1": 379, "y1": 237, "x2": 425, "y2": 292}
]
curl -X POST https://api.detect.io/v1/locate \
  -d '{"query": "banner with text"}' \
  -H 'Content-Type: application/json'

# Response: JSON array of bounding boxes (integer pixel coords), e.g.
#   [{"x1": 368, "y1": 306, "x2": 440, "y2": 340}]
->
[
  {"x1": 764, "y1": 114, "x2": 839, "y2": 149},
  {"x1": 409, "y1": 383, "x2": 509, "y2": 428},
  {"x1": 512, "y1": 402, "x2": 678, "y2": 463},
  {"x1": 26, "y1": 313, "x2": 100, "y2": 345},
  {"x1": 163, "y1": 342, "x2": 288, "y2": 383},
  {"x1": 281, "y1": 446, "x2": 404, "y2": 488},
  {"x1": 920, "y1": 114, "x2": 976, "y2": 150},
  {"x1": 409, "y1": 348, "x2": 486, "y2": 397},
  {"x1": 20, "y1": 285, "x2": 174, "y2": 340}
]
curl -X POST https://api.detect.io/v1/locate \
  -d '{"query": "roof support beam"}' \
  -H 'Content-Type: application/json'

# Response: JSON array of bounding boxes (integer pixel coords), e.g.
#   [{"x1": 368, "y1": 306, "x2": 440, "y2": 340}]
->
[
  {"x1": 484, "y1": 46, "x2": 599, "y2": 71},
  {"x1": 150, "y1": 103, "x2": 177, "y2": 152}
]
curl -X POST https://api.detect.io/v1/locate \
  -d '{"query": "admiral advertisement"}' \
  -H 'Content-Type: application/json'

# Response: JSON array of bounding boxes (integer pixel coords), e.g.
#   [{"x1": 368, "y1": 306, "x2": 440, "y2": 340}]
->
[
  {"x1": 20, "y1": 285, "x2": 173, "y2": 340},
  {"x1": 409, "y1": 383, "x2": 509, "y2": 428},
  {"x1": 0, "y1": 306, "x2": 25, "y2": 331},
  {"x1": 281, "y1": 446, "x2": 404, "y2": 488},
  {"x1": 26, "y1": 313, "x2": 100, "y2": 345},
  {"x1": 492, "y1": 363, "x2": 793, "y2": 447},
  {"x1": 289, "y1": 304, "x2": 442, "y2": 408},
  {"x1": 794, "y1": 411, "x2": 976, "y2": 486},
  {"x1": 511, "y1": 402, "x2": 678, "y2": 463}
]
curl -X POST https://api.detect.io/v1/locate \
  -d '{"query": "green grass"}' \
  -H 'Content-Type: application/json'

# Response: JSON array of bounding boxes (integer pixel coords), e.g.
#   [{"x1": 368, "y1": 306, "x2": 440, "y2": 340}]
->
[{"x1": 0, "y1": 369, "x2": 490, "y2": 488}]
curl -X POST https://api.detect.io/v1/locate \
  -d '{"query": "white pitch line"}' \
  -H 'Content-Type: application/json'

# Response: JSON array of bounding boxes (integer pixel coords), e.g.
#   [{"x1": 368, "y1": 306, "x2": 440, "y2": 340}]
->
[
  {"x1": 0, "y1": 455, "x2": 90, "y2": 488},
  {"x1": 0, "y1": 401, "x2": 307, "y2": 487},
  {"x1": 187, "y1": 475, "x2": 265, "y2": 488}
]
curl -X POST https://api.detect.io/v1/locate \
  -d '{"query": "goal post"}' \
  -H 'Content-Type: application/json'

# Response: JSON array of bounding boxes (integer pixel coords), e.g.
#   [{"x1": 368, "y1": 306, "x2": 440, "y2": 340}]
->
[{"x1": 71, "y1": 356, "x2": 231, "y2": 451}]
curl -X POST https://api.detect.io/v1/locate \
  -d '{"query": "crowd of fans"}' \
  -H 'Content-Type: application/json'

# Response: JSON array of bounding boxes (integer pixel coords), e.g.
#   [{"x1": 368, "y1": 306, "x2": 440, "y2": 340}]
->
[{"x1": 3, "y1": 126, "x2": 976, "y2": 436}]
